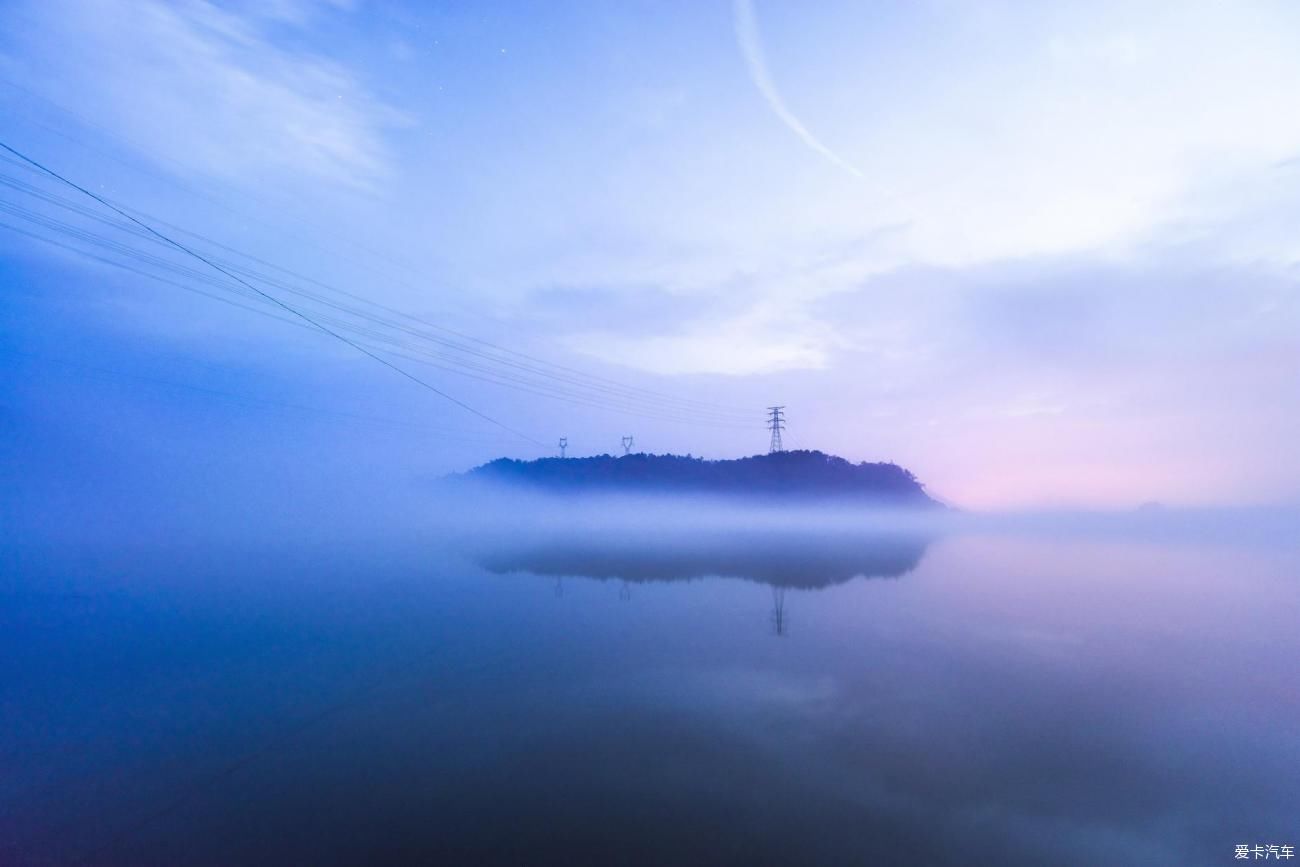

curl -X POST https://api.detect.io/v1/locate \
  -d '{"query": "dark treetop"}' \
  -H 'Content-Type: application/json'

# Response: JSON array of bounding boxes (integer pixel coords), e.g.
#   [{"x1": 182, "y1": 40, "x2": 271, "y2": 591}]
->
[{"x1": 452, "y1": 449, "x2": 940, "y2": 507}]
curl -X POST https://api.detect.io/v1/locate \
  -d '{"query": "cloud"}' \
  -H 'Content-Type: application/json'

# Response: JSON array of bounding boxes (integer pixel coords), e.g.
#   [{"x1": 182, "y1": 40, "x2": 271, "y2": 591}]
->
[
  {"x1": 248, "y1": 0, "x2": 359, "y2": 26},
  {"x1": 519, "y1": 284, "x2": 729, "y2": 338},
  {"x1": 807, "y1": 254, "x2": 1300, "y2": 505},
  {"x1": 563, "y1": 298, "x2": 833, "y2": 377},
  {"x1": 817, "y1": 253, "x2": 1300, "y2": 397},
  {"x1": 550, "y1": 0, "x2": 1300, "y2": 387},
  {"x1": 732, "y1": 0, "x2": 863, "y2": 178},
  {"x1": 6, "y1": 0, "x2": 399, "y2": 189}
]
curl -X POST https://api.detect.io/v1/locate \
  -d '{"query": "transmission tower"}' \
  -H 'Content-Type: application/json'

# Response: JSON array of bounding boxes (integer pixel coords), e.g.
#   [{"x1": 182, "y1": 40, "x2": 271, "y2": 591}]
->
[
  {"x1": 621, "y1": 435, "x2": 634, "y2": 455},
  {"x1": 558, "y1": 436, "x2": 568, "y2": 458},
  {"x1": 766, "y1": 406, "x2": 785, "y2": 454}
]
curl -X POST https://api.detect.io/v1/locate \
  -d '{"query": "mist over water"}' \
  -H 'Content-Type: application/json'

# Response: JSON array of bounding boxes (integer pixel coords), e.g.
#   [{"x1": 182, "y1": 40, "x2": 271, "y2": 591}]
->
[
  {"x1": 5, "y1": 0, "x2": 1300, "y2": 861},
  {"x1": 2, "y1": 490, "x2": 1297, "y2": 865}
]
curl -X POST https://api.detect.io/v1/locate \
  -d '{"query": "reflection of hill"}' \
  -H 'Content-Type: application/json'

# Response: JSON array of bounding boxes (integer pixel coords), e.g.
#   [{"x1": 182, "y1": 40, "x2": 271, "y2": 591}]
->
[{"x1": 471, "y1": 528, "x2": 933, "y2": 590}]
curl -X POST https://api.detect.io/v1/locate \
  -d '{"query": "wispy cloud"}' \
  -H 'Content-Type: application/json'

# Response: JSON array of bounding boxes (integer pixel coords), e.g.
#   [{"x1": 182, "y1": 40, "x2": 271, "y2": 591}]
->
[
  {"x1": 7, "y1": 0, "x2": 399, "y2": 189},
  {"x1": 563, "y1": 298, "x2": 833, "y2": 377},
  {"x1": 732, "y1": 0, "x2": 862, "y2": 178}
]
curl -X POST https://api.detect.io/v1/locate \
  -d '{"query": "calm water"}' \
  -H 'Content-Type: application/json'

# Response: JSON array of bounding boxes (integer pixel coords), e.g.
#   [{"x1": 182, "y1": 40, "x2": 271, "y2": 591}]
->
[{"x1": 2, "y1": 524, "x2": 1297, "y2": 865}]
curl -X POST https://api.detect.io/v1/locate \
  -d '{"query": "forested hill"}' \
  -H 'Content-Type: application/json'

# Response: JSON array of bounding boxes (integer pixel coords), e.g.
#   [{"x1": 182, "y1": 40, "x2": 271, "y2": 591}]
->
[{"x1": 452, "y1": 450, "x2": 940, "y2": 507}]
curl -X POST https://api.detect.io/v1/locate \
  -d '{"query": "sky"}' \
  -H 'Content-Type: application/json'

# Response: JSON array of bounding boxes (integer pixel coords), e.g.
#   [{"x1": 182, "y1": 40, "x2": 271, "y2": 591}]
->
[{"x1": 1, "y1": 0, "x2": 1299, "y2": 530}]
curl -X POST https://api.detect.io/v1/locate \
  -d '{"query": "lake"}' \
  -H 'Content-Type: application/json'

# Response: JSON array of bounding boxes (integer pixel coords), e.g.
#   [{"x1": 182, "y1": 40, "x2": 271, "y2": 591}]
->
[{"x1": 2, "y1": 517, "x2": 1297, "y2": 865}]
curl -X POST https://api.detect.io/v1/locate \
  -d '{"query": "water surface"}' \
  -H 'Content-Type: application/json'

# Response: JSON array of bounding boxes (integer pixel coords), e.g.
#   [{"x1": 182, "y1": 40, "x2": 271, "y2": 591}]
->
[{"x1": 2, "y1": 523, "x2": 1296, "y2": 865}]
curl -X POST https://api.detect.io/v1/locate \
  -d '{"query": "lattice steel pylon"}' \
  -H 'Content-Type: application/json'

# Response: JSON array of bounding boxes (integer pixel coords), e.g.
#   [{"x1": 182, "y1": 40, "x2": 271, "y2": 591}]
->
[{"x1": 766, "y1": 406, "x2": 785, "y2": 454}]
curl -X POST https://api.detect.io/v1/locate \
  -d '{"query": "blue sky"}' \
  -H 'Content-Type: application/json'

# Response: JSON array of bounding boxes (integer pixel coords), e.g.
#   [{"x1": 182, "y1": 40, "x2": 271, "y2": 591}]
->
[{"x1": 2, "y1": 0, "x2": 1299, "y2": 523}]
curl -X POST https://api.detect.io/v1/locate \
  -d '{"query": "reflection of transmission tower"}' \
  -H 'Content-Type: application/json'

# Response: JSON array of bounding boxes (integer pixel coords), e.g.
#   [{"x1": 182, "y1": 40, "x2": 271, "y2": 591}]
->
[
  {"x1": 766, "y1": 406, "x2": 785, "y2": 454},
  {"x1": 621, "y1": 435, "x2": 634, "y2": 455},
  {"x1": 558, "y1": 437, "x2": 568, "y2": 458},
  {"x1": 770, "y1": 587, "x2": 787, "y2": 636}
]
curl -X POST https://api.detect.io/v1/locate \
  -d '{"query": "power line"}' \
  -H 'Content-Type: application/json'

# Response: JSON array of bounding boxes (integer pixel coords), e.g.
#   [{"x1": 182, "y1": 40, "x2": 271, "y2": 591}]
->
[
  {"x1": 2, "y1": 348, "x2": 527, "y2": 445},
  {"x1": 0, "y1": 209, "x2": 762, "y2": 430},
  {"x1": 782, "y1": 425, "x2": 803, "y2": 451},
  {"x1": 0, "y1": 76, "x2": 436, "y2": 297},
  {"x1": 0, "y1": 170, "x2": 760, "y2": 428},
  {"x1": 0, "y1": 139, "x2": 553, "y2": 447},
  {"x1": 0, "y1": 153, "x2": 758, "y2": 423}
]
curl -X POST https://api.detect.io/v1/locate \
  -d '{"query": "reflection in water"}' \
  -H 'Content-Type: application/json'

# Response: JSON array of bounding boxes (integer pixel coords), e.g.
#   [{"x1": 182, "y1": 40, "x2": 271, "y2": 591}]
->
[
  {"x1": 3, "y1": 535, "x2": 1298, "y2": 865},
  {"x1": 770, "y1": 587, "x2": 787, "y2": 636},
  {"x1": 470, "y1": 527, "x2": 932, "y2": 634},
  {"x1": 472, "y1": 528, "x2": 933, "y2": 589}
]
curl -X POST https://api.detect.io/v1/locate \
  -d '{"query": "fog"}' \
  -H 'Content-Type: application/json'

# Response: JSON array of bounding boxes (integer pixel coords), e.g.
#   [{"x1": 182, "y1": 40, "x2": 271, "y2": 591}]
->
[
  {"x1": 4, "y1": 477, "x2": 1297, "y2": 865},
  {"x1": 7, "y1": 451, "x2": 1298, "y2": 557},
  {"x1": 4, "y1": 0, "x2": 1299, "y2": 860},
  {"x1": 3, "y1": 388, "x2": 1296, "y2": 865}
]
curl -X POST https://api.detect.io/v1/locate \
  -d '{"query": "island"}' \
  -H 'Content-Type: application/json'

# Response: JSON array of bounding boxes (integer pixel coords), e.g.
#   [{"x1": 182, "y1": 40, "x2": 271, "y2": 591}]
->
[{"x1": 448, "y1": 449, "x2": 941, "y2": 508}]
